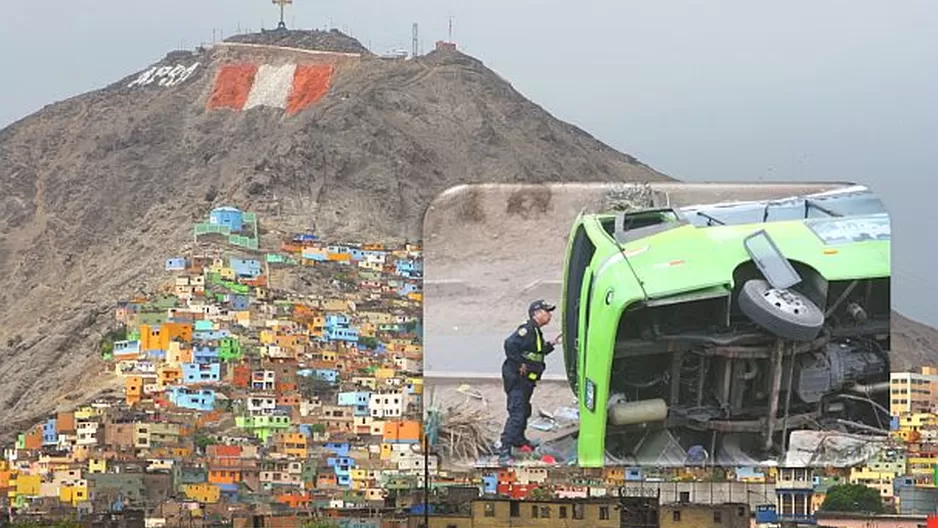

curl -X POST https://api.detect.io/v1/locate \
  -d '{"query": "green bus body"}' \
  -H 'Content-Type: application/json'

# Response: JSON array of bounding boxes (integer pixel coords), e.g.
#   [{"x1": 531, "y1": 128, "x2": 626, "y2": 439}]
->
[{"x1": 561, "y1": 190, "x2": 890, "y2": 467}]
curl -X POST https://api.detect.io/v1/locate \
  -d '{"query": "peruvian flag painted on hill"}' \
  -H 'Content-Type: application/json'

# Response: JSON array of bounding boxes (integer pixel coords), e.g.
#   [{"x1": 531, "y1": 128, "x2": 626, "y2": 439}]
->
[{"x1": 207, "y1": 62, "x2": 334, "y2": 115}]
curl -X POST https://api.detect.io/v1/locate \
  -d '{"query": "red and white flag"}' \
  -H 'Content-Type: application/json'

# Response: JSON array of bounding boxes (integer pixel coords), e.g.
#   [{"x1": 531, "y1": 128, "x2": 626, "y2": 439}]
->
[{"x1": 207, "y1": 62, "x2": 334, "y2": 115}]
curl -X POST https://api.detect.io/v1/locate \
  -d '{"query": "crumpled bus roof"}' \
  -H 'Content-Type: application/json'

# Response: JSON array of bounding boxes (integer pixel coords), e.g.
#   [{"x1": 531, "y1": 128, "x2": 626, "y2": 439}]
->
[{"x1": 677, "y1": 185, "x2": 886, "y2": 227}]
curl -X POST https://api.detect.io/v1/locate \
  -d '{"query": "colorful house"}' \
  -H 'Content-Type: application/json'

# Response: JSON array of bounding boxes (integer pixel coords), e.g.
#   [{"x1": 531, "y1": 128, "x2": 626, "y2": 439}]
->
[
  {"x1": 167, "y1": 387, "x2": 216, "y2": 412},
  {"x1": 184, "y1": 482, "x2": 221, "y2": 504},
  {"x1": 230, "y1": 258, "x2": 263, "y2": 278},
  {"x1": 181, "y1": 363, "x2": 221, "y2": 384},
  {"x1": 209, "y1": 207, "x2": 244, "y2": 232}
]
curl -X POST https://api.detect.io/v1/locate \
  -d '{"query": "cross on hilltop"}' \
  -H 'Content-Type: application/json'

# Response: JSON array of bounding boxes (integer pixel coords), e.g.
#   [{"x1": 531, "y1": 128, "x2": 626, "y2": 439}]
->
[{"x1": 272, "y1": 0, "x2": 292, "y2": 30}]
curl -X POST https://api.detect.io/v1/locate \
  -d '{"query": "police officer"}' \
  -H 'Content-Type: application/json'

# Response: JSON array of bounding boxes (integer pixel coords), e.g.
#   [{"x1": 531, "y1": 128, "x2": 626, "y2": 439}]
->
[{"x1": 497, "y1": 299, "x2": 561, "y2": 460}]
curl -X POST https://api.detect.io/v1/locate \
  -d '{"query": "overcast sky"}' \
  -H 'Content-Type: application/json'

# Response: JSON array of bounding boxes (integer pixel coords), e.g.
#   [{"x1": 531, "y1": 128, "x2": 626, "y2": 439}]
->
[{"x1": 1, "y1": 1, "x2": 935, "y2": 327}]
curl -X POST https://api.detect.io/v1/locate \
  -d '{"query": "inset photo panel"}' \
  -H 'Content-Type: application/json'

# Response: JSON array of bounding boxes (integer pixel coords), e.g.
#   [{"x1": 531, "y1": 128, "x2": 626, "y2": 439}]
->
[{"x1": 422, "y1": 182, "x2": 891, "y2": 472}]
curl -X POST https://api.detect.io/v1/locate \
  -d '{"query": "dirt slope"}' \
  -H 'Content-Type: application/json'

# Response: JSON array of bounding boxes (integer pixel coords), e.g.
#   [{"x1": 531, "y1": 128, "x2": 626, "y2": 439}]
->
[{"x1": 0, "y1": 30, "x2": 669, "y2": 439}]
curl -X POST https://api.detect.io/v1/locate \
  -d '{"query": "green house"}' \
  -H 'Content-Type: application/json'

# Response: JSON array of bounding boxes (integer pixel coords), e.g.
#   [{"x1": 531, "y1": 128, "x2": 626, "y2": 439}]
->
[
  {"x1": 235, "y1": 414, "x2": 291, "y2": 442},
  {"x1": 219, "y1": 337, "x2": 242, "y2": 361}
]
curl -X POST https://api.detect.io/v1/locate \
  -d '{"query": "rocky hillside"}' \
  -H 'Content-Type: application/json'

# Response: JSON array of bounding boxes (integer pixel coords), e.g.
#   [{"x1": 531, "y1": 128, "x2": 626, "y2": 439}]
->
[{"x1": 0, "y1": 30, "x2": 670, "y2": 438}]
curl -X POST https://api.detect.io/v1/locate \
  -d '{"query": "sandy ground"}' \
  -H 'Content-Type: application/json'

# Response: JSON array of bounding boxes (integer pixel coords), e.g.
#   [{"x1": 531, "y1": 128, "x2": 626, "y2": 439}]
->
[{"x1": 422, "y1": 182, "x2": 847, "y2": 376}]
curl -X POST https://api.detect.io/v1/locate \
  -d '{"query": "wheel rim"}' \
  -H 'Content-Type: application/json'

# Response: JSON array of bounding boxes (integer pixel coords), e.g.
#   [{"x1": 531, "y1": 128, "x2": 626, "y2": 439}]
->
[{"x1": 762, "y1": 288, "x2": 810, "y2": 318}]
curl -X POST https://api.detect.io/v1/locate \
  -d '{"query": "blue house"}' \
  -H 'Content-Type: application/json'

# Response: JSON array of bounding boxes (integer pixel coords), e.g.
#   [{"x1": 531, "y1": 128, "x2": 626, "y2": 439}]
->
[
  {"x1": 230, "y1": 295, "x2": 250, "y2": 310},
  {"x1": 194, "y1": 320, "x2": 215, "y2": 332},
  {"x1": 230, "y1": 258, "x2": 262, "y2": 278},
  {"x1": 624, "y1": 467, "x2": 643, "y2": 481},
  {"x1": 301, "y1": 248, "x2": 327, "y2": 261},
  {"x1": 324, "y1": 443, "x2": 351, "y2": 457},
  {"x1": 293, "y1": 234, "x2": 319, "y2": 242},
  {"x1": 209, "y1": 207, "x2": 244, "y2": 232},
  {"x1": 167, "y1": 387, "x2": 216, "y2": 411},
  {"x1": 327, "y1": 327, "x2": 359, "y2": 343},
  {"x1": 337, "y1": 392, "x2": 372, "y2": 416},
  {"x1": 348, "y1": 248, "x2": 366, "y2": 261},
  {"x1": 194, "y1": 330, "x2": 230, "y2": 341},
  {"x1": 165, "y1": 258, "x2": 187, "y2": 271},
  {"x1": 181, "y1": 363, "x2": 221, "y2": 384},
  {"x1": 328, "y1": 456, "x2": 356, "y2": 487},
  {"x1": 481, "y1": 475, "x2": 498, "y2": 495},
  {"x1": 398, "y1": 283, "x2": 419, "y2": 296},
  {"x1": 395, "y1": 260, "x2": 422, "y2": 278},
  {"x1": 113, "y1": 340, "x2": 141, "y2": 357},
  {"x1": 325, "y1": 314, "x2": 350, "y2": 329},
  {"x1": 218, "y1": 483, "x2": 240, "y2": 502},
  {"x1": 43, "y1": 418, "x2": 57, "y2": 446},
  {"x1": 193, "y1": 346, "x2": 220, "y2": 364},
  {"x1": 313, "y1": 369, "x2": 339, "y2": 384}
]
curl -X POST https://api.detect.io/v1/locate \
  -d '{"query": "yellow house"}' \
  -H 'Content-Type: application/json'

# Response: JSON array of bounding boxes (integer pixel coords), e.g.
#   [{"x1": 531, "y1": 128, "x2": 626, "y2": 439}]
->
[
  {"x1": 406, "y1": 378, "x2": 424, "y2": 395},
  {"x1": 15, "y1": 474, "x2": 41, "y2": 497},
  {"x1": 74, "y1": 406, "x2": 101, "y2": 420},
  {"x1": 322, "y1": 299, "x2": 348, "y2": 311},
  {"x1": 322, "y1": 351, "x2": 337, "y2": 362},
  {"x1": 604, "y1": 468, "x2": 625, "y2": 485},
  {"x1": 184, "y1": 483, "x2": 220, "y2": 504},
  {"x1": 907, "y1": 453, "x2": 938, "y2": 482},
  {"x1": 87, "y1": 459, "x2": 107, "y2": 474},
  {"x1": 259, "y1": 329, "x2": 277, "y2": 345},
  {"x1": 850, "y1": 468, "x2": 896, "y2": 499},
  {"x1": 359, "y1": 323, "x2": 377, "y2": 338},
  {"x1": 234, "y1": 311, "x2": 251, "y2": 327},
  {"x1": 374, "y1": 368, "x2": 396, "y2": 379},
  {"x1": 900, "y1": 413, "x2": 938, "y2": 432},
  {"x1": 166, "y1": 341, "x2": 192, "y2": 365},
  {"x1": 59, "y1": 481, "x2": 89, "y2": 506}
]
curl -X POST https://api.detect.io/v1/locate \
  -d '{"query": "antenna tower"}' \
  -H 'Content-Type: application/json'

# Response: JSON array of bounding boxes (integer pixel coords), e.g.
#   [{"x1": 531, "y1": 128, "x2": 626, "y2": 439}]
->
[
  {"x1": 448, "y1": 16, "x2": 454, "y2": 42},
  {"x1": 272, "y1": 0, "x2": 292, "y2": 30},
  {"x1": 412, "y1": 23, "x2": 419, "y2": 58}
]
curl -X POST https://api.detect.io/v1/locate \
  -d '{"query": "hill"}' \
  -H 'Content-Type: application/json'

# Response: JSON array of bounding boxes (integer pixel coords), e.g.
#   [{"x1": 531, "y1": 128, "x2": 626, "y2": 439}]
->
[{"x1": 0, "y1": 30, "x2": 670, "y2": 438}]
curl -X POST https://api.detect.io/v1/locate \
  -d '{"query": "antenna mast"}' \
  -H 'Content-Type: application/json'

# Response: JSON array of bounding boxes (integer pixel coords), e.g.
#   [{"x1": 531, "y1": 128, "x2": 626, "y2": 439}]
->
[
  {"x1": 412, "y1": 23, "x2": 419, "y2": 58},
  {"x1": 448, "y1": 16, "x2": 454, "y2": 42}
]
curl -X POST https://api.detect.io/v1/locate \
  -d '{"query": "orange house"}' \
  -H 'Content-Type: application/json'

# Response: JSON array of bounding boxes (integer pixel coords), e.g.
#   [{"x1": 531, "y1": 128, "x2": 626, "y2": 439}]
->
[
  {"x1": 275, "y1": 334, "x2": 304, "y2": 349},
  {"x1": 281, "y1": 242, "x2": 303, "y2": 253},
  {"x1": 24, "y1": 426, "x2": 43, "y2": 450},
  {"x1": 208, "y1": 469, "x2": 241, "y2": 485},
  {"x1": 316, "y1": 473, "x2": 338, "y2": 488},
  {"x1": 125, "y1": 376, "x2": 144, "y2": 405},
  {"x1": 56, "y1": 412, "x2": 76, "y2": 434},
  {"x1": 231, "y1": 365, "x2": 251, "y2": 388},
  {"x1": 383, "y1": 420, "x2": 421, "y2": 443},
  {"x1": 274, "y1": 433, "x2": 308, "y2": 458},
  {"x1": 0, "y1": 469, "x2": 13, "y2": 490},
  {"x1": 327, "y1": 252, "x2": 351, "y2": 262},
  {"x1": 276, "y1": 491, "x2": 312, "y2": 509},
  {"x1": 158, "y1": 366, "x2": 182, "y2": 388},
  {"x1": 276, "y1": 382, "x2": 298, "y2": 396},
  {"x1": 242, "y1": 275, "x2": 267, "y2": 287},
  {"x1": 140, "y1": 323, "x2": 193, "y2": 352},
  {"x1": 209, "y1": 445, "x2": 241, "y2": 458},
  {"x1": 277, "y1": 394, "x2": 301, "y2": 408}
]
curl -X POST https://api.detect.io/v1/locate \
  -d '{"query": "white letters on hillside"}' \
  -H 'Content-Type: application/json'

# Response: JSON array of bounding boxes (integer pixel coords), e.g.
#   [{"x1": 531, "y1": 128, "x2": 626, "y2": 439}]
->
[{"x1": 128, "y1": 63, "x2": 201, "y2": 88}]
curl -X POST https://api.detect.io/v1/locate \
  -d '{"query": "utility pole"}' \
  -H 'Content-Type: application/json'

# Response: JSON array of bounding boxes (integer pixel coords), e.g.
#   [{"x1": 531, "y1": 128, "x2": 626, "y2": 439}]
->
[{"x1": 272, "y1": 0, "x2": 292, "y2": 30}]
